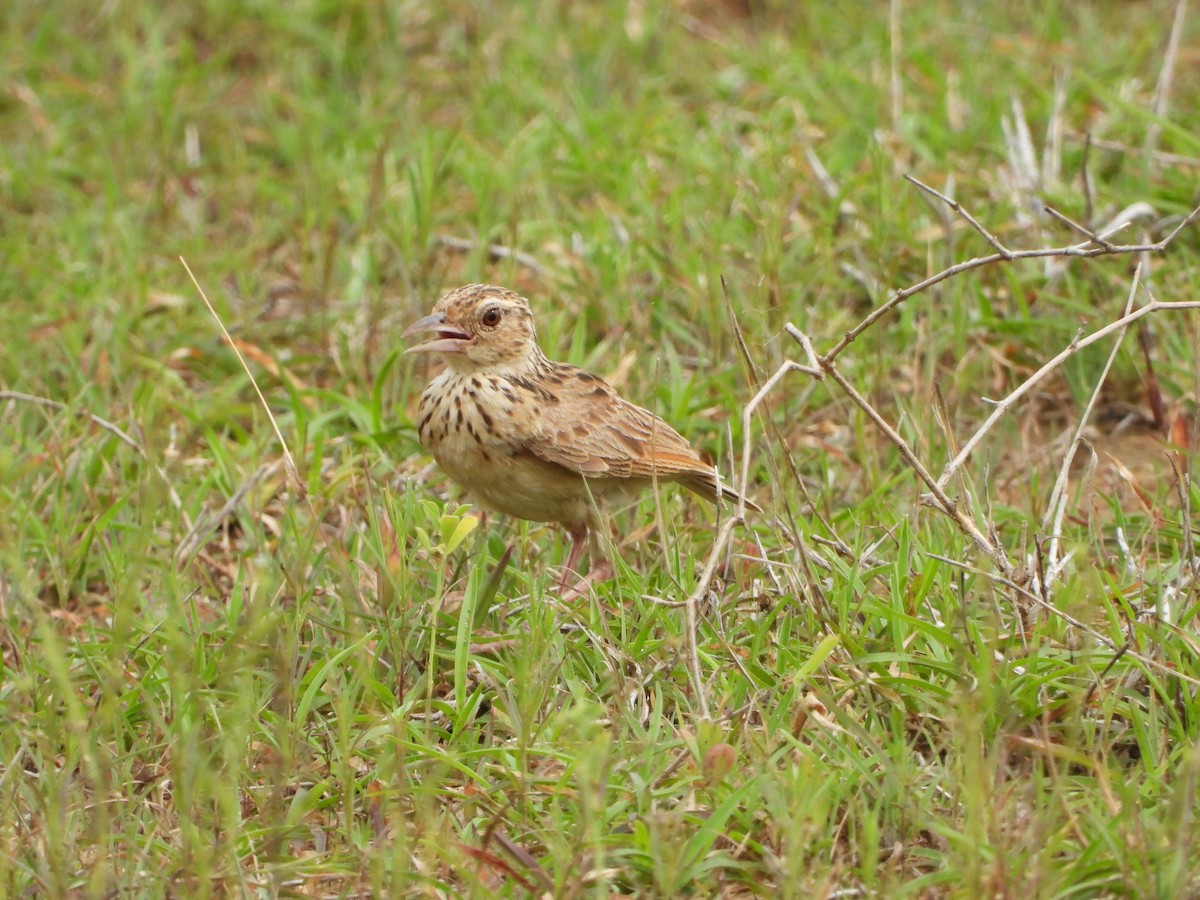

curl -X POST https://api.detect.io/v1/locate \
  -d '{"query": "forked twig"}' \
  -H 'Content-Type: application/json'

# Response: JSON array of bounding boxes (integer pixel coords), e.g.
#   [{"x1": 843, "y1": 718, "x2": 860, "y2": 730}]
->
[
  {"x1": 1042, "y1": 267, "x2": 1143, "y2": 583},
  {"x1": 736, "y1": 330, "x2": 822, "y2": 519},
  {"x1": 937, "y1": 295, "x2": 1200, "y2": 492},
  {"x1": 729, "y1": 172, "x2": 1200, "y2": 667},
  {"x1": 1042, "y1": 204, "x2": 1117, "y2": 251},
  {"x1": 824, "y1": 182, "x2": 1200, "y2": 362},
  {"x1": 907, "y1": 175, "x2": 1012, "y2": 256},
  {"x1": 822, "y1": 364, "x2": 1012, "y2": 575}
]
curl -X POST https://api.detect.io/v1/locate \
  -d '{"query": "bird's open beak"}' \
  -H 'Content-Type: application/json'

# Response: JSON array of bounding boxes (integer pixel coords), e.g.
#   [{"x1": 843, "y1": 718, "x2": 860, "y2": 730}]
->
[{"x1": 403, "y1": 312, "x2": 472, "y2": 354}]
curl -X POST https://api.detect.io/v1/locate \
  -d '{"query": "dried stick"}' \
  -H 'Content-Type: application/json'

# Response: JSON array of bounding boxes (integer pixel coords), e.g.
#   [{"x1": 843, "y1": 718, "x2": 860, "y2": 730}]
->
[
  {"x1": 937, "y1": 296, "x2": 1200, "y2": 492},
  {"x1": 1042, "y1": 267, "x2": 1142, "y2": 583},
  {"x1": 823, "y1": 184, "x2": 1200, "y2": 363},
  {"x1": 820, "y1": 360, "x2": 1012, "y2": 575},
  {"x1": 1042, "y1": 204, "x2": 1116, "y2": 251},
  {"x1": 906, "y1": 175, "x2": 1011, "y2": 255},
  {"x1": 728, "y1": 177, "x2": 1200, "y2": 648},
  {"x1": 735, "y1": 329, "x2": 822, "y2": 519},
  {"x1": 0, "y1": 389, "x2": 186, "y2": 516}
]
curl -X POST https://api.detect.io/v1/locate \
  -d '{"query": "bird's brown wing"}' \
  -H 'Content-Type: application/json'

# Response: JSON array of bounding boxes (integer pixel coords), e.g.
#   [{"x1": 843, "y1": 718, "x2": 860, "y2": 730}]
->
[
  {"x1": 522, "y1": 366, "x2": 760, "y2": 511},
  {"x1": 521, "y1": 369, "x2": 701, "y2": 477}
]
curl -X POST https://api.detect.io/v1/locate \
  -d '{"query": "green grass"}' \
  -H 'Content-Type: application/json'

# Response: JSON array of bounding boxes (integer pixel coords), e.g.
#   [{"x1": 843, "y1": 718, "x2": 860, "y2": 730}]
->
[{"x1": 3, "y1": 1, "x2": 1200, "y2": 896}]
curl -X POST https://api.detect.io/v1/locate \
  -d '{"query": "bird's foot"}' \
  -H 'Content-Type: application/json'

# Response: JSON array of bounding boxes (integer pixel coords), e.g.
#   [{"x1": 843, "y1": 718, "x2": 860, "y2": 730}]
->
[{"x1": 555, "y1": 559, "x2": 615, "y2": 602}]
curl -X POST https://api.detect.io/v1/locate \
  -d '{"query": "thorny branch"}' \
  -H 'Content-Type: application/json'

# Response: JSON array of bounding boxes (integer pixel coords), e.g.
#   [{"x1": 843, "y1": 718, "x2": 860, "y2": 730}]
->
[
  {"x1": 935, "y1": 294, "x2": 1200, "y2": 493},
  {"x1": 823, "y1": 179, "x2": 1200, "y2": 362},
  {"x1": 681, "y1": 178, "x2": 1200, "y2": 706},
  {"x1": 789, "y1": 182, "x2": 1200, "y2": 586}
]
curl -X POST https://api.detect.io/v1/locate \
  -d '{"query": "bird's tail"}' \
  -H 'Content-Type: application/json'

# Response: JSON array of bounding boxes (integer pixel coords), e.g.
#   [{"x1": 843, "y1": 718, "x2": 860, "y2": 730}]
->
[{"x1": 681, "y1": 472, "x2": 762, "y2": 513}]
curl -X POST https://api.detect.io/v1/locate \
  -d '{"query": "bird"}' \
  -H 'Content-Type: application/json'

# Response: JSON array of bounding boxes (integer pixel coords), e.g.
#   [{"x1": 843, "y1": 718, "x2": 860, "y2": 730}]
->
[{"x1": 404, "y1": 283, "x2": 759, "y2": 594}]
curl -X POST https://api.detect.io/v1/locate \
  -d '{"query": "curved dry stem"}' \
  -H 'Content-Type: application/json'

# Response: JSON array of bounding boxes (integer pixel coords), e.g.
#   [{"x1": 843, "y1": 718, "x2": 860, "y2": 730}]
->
[
  {"x1": 936, "y1": 298, "x2": 1200, "y2": 491},
  {"x1": 1042, "y1": 266, "x2": 1143, "y2": 583},
  {"x1": 824, "y1": 191, "x2": 1200, "y2": 362}
]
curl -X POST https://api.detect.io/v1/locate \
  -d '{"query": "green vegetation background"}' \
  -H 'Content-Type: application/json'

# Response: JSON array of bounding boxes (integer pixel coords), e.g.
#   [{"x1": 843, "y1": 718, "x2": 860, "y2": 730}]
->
[{"x1": 2, "y1": 1, "x2": 1198, "y2": 896}]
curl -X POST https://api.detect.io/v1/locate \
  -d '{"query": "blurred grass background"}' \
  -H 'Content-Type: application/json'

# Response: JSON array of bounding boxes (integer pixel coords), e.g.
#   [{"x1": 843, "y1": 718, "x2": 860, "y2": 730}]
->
[{"x1": 2, "y1": 1, "x2": 1199, "y2": 896}]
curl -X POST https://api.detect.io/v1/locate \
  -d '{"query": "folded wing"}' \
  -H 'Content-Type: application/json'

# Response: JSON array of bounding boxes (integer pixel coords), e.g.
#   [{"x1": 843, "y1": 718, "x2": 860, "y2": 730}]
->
[{"x1": 522, "y1": 367, "x2": 760, "y2": 511}]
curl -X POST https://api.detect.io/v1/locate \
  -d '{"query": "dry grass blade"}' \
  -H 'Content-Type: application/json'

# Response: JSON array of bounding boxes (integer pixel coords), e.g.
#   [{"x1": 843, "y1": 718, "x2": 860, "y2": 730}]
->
[
  {"x1": 180, "y1": 256, "x2": 304, "y2": 498},
  {"x1": 1145, "y1": 0, "x2": 1188, "y2": 166}
]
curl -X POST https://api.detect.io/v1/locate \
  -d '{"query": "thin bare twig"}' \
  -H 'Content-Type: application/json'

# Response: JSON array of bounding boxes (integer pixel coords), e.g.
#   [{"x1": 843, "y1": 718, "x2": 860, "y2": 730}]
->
[
  {"x1": 736, "y1": 332, "x2": 822, "y2": 519},
  {"x1": 1042, "y1": 204, "x2": 1117, "y2": 251},
  {"x1": 0, "y1": 389, "x2": 186, "y2": 515},
  {"x1": 906, "y1": 175, "x2": 1011, "y2": 255},
  {"x1": 729, "y1": 212, "x2": 1200, "y2": 590},
  {"x1": 820, "y1": 361, "x2": 1013, "y2": 577},
  {"x1": 824, "y1": 196, "x2": 1200, "y2": 363},
  {"x1": 730, "y1": 178, "x2": 1200, "y2": 665},
  {"x1": 1043, "y1": 266, "x2": 1143, "y2": 584},
  {"x1": 703, "y1": 159, "x2": 1200, "y2": 720},
  {"x1": 937, "y1": 297, "x2": 1200, "y2": 491}
]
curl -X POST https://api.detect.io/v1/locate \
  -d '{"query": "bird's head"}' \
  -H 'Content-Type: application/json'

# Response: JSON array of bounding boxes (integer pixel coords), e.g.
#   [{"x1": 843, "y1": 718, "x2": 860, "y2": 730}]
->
[{"x1": 404, "y1": 284, "x2": 542, "y2": 374}]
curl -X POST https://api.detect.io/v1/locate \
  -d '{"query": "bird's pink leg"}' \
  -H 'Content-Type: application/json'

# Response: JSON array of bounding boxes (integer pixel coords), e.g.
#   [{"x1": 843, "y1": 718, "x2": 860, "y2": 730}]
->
[
  {"x1": 556, "y1": 523, "x2": 615, "y2": 600},
  {"x1": 561, "y1": 523, "x2": 589, "y2": 583}
]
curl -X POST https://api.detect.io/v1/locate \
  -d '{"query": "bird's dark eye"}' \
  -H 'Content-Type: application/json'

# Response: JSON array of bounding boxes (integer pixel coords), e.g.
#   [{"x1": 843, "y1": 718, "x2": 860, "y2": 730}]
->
[{"x1": 481, "y1": 306, "x2": 503, "y2": 327}]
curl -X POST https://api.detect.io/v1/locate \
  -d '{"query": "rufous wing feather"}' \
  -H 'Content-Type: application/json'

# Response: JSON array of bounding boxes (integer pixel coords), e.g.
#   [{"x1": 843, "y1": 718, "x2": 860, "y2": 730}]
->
[{"x1": 522, "y1": 366, "x2": 760, "y2": 511}]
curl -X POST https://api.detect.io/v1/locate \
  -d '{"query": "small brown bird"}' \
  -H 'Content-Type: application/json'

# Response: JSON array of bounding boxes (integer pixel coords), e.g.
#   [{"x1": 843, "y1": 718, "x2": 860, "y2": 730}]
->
[{"x1": 405, "y1": 284, "x2": 758, "y2": 593}]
